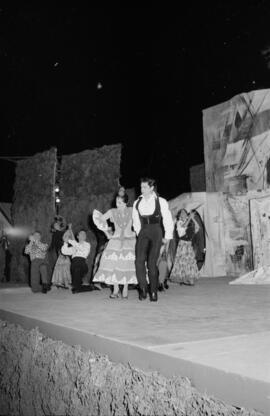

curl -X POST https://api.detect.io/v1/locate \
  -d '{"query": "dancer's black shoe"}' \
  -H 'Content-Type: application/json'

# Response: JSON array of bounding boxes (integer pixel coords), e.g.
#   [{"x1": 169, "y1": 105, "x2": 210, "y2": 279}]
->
[
  {"x1": 150, "y1": 292, "x2": 158, "y2": 302},
  {"x1": 158, "y1": 283, "x2": 164, "y2": 292},
  {"x1": 90, "y1": 283, "x2": 101, "y2": 291},
  {"x1": 73, "y1": 285, "x2": 97, "y2": 293},
  {"x1": 41, "y1": 285, "x2": 47, "y2": 294},
  {"x1": 138, "y1": 287, "x2": 147, "y2": 300}
]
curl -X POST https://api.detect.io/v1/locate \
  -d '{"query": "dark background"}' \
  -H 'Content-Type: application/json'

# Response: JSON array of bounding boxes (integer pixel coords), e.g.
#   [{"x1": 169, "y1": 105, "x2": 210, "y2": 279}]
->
[{"x1": 1, "y1": 3, "x2": 270, "y2": 201}]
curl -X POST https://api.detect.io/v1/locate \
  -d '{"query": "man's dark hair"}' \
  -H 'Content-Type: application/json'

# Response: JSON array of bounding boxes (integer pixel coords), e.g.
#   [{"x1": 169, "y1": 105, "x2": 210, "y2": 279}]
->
[{"x1": 140, "y1": 177, "x2": 156, "y2": 189}]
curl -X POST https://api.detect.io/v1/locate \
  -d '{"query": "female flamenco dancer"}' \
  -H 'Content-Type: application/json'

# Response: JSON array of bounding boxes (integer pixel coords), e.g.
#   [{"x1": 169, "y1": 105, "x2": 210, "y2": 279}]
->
[
  {"x1": 169, "y1": 208, "x2": 200, "y2": 286},
  {"x1": 92, "y1": 193, "x2": 137, "y2": 299}
]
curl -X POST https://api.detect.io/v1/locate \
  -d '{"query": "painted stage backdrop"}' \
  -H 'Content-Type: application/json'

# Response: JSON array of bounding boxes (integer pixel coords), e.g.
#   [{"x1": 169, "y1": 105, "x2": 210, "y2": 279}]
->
[
  {"x1": 203, "y1": 89, "x2": 270, "y2": 193},
  {"x1": 230, "y1": 191, "x2": 270, "y2": 284},
  {"x1": 250, "y1": 194, "x2": 270, "y2": 269}
]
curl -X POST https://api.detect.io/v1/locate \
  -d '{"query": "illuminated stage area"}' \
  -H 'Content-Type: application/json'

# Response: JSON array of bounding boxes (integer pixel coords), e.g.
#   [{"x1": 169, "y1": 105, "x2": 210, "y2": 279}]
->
[{"x1": 0, "y1": 277, "x2": 269, "y2": 415}]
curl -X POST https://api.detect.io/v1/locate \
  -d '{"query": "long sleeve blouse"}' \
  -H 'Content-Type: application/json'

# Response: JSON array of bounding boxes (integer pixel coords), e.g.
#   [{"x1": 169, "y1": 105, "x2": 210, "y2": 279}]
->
[{"x1": 61, "y1": 240, "x2": 90, "y2": 259}]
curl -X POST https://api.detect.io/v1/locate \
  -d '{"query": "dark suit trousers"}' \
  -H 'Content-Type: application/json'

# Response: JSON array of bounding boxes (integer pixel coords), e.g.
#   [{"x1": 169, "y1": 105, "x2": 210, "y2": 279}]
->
[
  {"x1": 135, "y1": 224, "x2": 163, "y2": 294},
  {"x1": 71, "y1": 257, "x2": 88, "y2": 290}
]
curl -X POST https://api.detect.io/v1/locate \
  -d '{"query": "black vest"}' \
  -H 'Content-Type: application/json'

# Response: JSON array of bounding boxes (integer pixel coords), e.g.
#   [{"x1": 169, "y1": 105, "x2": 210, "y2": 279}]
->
[{"x1": 136, "y1": 196, "x2": 162, "y2": 225}]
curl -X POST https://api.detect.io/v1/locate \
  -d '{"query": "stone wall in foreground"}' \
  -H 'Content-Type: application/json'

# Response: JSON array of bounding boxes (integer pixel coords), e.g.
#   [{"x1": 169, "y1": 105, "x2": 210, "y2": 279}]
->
[{"x1": 0, "y1": 320, "x2": 262, "y2": 416}]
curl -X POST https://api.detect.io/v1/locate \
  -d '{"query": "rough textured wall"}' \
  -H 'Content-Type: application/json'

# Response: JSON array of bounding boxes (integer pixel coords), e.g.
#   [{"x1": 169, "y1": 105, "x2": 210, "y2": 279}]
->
[
  {"x1": 10, "y1": 148, "x2": 57, "y2": 282},
  {"x1": 58, "y1": 144, "x2": 122, "y2": 282},
  {"x1": 8, "y1": 144, "x2": 126, "y2": 283},
  {"x1": 59, "y1": 144, "x2": 122, "y2": 232},
  {"x1": 0, "y1": 320, "x2": 262, "y2": 416},
  {"x1": 59, "y1": 193, "x2": 116, "y2": 231},
  {"x1": 60, "y1": 144, "x2": 121, "y2": 198}
]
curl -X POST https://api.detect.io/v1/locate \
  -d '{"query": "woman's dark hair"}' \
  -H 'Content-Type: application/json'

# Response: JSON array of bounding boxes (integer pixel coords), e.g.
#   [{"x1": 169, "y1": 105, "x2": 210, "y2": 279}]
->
[
  {"x1": 118, "y1": 186, "x2": 126, "y2": 194},
  {"x1": 51, "y1": 215, "x2": 66, "y2": 232},
  {"x1": 140, "y1": 177, "x2": 156, "y2": 189},
  {"x1": 176, "y1": 208, "x2": 188, "y2": 220},
  {"x1": 116, "y1": 193, "x2": 129, "y2": 204},
  {"x1": 111, "y1": 186, "x2": 128, "y2": 208}
]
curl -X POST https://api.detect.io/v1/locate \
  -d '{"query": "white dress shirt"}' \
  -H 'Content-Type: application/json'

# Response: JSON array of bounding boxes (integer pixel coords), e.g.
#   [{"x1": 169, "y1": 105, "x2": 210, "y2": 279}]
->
[
  {"x1": 61, "y1": 239, "x2": 90, "y2": 259},
  {"x1": 132, "y1": 192, "x2": 174, "y2": 240}
]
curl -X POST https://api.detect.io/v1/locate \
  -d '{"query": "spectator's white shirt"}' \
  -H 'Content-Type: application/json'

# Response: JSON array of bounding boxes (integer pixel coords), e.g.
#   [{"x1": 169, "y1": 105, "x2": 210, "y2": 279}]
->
[
  {"x1": 132, "y1": 192, "x2": 174, "y2": 240},
  {"x1": 62, "y1": 239, "x2": 90, "y2": 259}
]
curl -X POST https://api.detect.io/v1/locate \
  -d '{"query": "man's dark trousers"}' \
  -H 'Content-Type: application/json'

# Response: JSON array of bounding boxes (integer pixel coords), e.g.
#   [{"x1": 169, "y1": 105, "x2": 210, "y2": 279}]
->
[
  {"x1": 135, "y1": 224, "x2": 163, "y2": 294},
  {"x1": 71, "y1": 257, "x2": 88, "y2": 290}
]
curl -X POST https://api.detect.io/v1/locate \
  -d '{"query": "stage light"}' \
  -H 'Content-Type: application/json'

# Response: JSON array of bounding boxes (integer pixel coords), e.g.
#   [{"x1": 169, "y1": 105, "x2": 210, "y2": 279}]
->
[{"x1": 4, "y1": 226, "x2": 32, "y2": 238}]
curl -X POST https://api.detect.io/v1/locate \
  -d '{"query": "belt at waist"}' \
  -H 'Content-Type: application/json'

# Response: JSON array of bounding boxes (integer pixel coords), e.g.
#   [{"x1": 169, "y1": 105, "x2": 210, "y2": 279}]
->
[{"x1": 141, "y1": 217, "x2": 161, "y2": 225}]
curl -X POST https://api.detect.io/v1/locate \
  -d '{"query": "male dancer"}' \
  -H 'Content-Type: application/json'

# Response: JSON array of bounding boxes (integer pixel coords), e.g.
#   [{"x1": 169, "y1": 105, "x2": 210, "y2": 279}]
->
[{"x1": 132, "y1": 178, "x2": 174, "y2": 302}]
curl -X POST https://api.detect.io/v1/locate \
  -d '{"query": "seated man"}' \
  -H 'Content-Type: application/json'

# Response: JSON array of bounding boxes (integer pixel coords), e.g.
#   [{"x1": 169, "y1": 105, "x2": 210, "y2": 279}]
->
[
  {"x1": 61, "y1": 229, "x2": 92, "y2": 293},
  {"x1": 24, "y1": 231, "x2": 50, "y2": 293}
]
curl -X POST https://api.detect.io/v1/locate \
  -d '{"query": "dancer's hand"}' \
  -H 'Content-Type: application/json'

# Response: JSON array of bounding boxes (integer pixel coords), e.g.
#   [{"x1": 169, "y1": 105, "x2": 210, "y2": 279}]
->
[{"x1": 105, "y1": 231, "x2": 112, "y2": 240}]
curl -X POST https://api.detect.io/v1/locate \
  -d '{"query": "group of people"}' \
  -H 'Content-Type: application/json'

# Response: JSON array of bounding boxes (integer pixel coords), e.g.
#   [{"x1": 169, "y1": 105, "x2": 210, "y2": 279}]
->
[
  {"x1": 24, "y1": 218, "x2": 91, "y2": 294},
  {"x1": 24, "y1": 178, "x2": 204, "y2": 302}
]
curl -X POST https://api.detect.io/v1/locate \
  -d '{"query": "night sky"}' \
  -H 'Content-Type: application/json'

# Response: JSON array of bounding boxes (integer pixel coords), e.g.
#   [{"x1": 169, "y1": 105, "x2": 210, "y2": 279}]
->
[{"x1": 1, "y1": 3, "x2": 270, "y2": 202}]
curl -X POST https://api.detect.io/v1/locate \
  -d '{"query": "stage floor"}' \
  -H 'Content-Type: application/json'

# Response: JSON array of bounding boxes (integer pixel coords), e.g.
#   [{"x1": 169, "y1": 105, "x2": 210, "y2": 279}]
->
[{"x1": 0, "y1": 277, "x2": 269, "y2": 414}]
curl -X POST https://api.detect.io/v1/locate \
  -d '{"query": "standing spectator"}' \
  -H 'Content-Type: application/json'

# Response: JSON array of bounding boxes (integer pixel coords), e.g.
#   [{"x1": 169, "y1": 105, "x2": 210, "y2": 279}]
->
[{"x1": 24, "y1": 231, "x2": 50, "y2": 293}]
